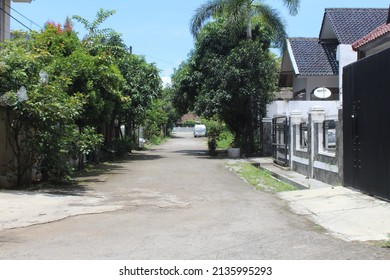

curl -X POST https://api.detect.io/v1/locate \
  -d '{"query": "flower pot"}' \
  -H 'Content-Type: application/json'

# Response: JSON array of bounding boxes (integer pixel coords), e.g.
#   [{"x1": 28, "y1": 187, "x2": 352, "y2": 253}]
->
[{"x1": 228, "y1": 148, "x2": 240, "y2": 158}]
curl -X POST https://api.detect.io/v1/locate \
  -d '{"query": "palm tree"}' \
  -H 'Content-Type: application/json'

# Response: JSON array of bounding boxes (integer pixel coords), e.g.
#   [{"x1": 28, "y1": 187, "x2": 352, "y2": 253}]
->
[{"x1": 191, "y1": 0, "x2": 300, "y2": 48}]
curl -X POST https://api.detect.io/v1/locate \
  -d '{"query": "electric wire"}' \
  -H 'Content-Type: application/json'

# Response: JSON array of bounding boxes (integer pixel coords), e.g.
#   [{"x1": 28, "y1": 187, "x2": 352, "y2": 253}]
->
[
  {"x1": 0, "y1": 7, "x2": 31, "y2": 31},
  {"x1": 1, "y1": 4, "x2": 179, "y2": 71},
  {"x1": 3, "y1": 1, "x2": 42, "y2": 29}
]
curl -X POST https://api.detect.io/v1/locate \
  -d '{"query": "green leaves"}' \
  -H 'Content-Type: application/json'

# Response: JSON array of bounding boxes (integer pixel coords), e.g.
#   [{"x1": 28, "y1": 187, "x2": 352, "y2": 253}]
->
[
  {"x1": 1, "y1": 9, "x2": 165, "y2": 187},
  {"x1": 191, "y1": 0, "x2": 300, "y2": 48},
  {"x1": 172, "y1": 18, "x2": 278, "y2": 153}
]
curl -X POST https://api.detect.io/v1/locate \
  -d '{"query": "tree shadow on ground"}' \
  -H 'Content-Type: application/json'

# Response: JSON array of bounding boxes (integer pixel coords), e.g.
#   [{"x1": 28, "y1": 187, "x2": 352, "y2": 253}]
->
[
  {"x1": 174, "y1": 149, "x2": 228, "y2": 160},
  {"x1": 173, "y1": 149, "x2": 216, "y2": 159},
  {"x1": 24, "y1": 152, "x2": 165, "y2": 196}
]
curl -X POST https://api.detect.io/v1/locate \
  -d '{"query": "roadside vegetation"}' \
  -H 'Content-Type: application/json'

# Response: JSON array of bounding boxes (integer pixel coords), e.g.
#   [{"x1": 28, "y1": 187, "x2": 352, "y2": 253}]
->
[
  {"x1": 0, "y1": 9, "x2": 178, "y2": 189},
  {"x1": 226, "y1": 161, "x2": 297, "y2": 193},
  {"x1": 170, "y1": 0, "x2": 301, "y2": 155}
]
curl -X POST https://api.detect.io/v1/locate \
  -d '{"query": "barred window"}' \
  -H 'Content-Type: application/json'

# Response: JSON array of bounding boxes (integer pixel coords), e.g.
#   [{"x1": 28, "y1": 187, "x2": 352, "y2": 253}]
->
[
  {"x1": 323, "y1": 120, "x2": 336, "y2": 150},
  {"x1": 299, "y1": 123, "x2": 308, "y2": 148}
]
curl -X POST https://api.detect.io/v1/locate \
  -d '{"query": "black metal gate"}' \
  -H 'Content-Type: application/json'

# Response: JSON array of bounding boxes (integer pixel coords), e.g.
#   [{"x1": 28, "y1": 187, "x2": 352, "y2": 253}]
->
[
  {"x1": 272, "y1": 116, "x2": 289, "y2": 166},
  {"x1": 343, "y1": 47, "x2": 390, "y2": 200}
]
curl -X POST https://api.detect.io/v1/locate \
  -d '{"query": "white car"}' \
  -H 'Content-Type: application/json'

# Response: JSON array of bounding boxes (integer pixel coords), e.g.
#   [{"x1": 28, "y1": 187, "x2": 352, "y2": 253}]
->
[{"x1": 194, "y1": 124, "x2": 207, "y2": 137}]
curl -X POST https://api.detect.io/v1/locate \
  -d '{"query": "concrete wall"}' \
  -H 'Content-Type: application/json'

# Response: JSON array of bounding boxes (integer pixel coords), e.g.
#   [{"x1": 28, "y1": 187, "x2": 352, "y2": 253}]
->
[
  {"x1": 0, "y1": 110, "x2": 17, "y2": 188},
  {"x1": 268, "y1": 106, "x2": 343, "y2": 186},
  {"x1": 266, "y1": 100, "x2": 340, "y2": 120}
]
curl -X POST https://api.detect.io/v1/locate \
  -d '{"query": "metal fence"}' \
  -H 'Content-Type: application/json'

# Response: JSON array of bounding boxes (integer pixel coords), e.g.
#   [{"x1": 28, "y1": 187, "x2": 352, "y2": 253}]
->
[
  {"x1": 343, "y1": 47, "x2": 390, "y2": 200},
  {"x1": 272, "y1": 116, "x2": 289, "y2": 166}
]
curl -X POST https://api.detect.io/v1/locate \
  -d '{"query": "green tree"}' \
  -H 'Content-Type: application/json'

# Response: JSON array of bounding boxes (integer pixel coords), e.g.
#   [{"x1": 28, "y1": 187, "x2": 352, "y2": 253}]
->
[
  {"x1": 144, "y1": 88, "x2": 179, "y2": 143},
  {"x1": 198, "y1": 21, "x2": 277, "y2": 151},
  {"x1": 172, "y1": 20, "x2": 278, "y2": 154},
  {"x1": 72, "y1": 8, "x2": 117, "y2": 51},
  {"x1": 0, "y1": 20, "x2": 105, "y2": 187},
  {"x1": 171, "y1": 58, "x2": 201, "y2": 117},
  {"x1": 118, "y1": 53, "x2": 162, "y2": 143},
  {"x1": 185, "y1": 0, "x2": 300, "y2": 154},
  {"x1": 73, "y1": 10, "x2": 128, "y2": 144},
  {"x1": 191, "y1": 0, "x2": 300, "y2": 48}
]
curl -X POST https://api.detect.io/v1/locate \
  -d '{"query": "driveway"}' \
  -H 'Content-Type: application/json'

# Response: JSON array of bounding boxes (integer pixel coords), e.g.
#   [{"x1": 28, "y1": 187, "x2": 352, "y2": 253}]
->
[{"x1": 0, "y1": 132, "x2": 389, "y2": 259}]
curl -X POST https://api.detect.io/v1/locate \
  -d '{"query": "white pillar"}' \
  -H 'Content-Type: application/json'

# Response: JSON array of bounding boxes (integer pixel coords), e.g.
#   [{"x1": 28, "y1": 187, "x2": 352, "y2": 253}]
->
[
  {"x1": 289, "y1": 110, "x2": 303, "y2": 169},
  {"x1": 309, "y1": 106, "x2": 326, "y2": 178}
]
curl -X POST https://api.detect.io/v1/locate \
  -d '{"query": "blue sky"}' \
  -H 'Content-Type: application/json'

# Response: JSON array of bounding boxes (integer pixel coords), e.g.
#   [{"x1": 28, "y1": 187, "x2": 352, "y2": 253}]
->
[{"x1": 10, "y1": 0, "x2": 390, "y2": 84}]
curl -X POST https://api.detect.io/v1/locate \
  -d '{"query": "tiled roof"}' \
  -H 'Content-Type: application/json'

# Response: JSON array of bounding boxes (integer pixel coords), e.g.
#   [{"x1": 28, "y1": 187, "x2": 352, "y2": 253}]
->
[
  {"x1": 289, "y1": 38, "x2": 338, "y2": 76},
  {"x1": 323, "y1": 8, "x2": 388, "y2": 44},
  {"x1": 352, "y1": 23, "x2": 390, "y2": 50}
]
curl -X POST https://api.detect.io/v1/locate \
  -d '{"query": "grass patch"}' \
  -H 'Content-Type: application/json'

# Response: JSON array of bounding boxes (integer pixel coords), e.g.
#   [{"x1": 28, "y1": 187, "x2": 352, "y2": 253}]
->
[{"x1": 227, "y1": 161, "x2": 297, "y2": 193}]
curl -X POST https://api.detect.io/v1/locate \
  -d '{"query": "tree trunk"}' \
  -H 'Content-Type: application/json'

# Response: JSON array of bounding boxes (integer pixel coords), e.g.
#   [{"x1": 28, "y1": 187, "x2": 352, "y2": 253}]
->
[{"x1": 246, "y1": 4, "x2": 252, "y2": 39}]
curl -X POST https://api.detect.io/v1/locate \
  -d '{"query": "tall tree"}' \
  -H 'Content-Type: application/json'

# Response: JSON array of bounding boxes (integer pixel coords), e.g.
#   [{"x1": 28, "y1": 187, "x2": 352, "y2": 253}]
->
[
  {"x1": 191, "y1": 0, "x2": 300, "y2": 48},
  {"x1": 172, "y1": 20, "x2": 278, "y2": 154}
]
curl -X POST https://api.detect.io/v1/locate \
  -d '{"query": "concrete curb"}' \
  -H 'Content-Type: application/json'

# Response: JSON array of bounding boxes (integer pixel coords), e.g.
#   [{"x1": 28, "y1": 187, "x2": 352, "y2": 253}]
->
[{"x1": 246, "y1": 157, "x2": 390, "y2": 242}]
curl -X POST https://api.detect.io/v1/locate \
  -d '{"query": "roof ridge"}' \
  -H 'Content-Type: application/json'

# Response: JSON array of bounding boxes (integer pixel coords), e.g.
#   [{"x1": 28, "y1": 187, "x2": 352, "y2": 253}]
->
[
  {"x1": 325, "y1": 8, "x2": 388, "y2": 11},
  {"x1": 289, "y1": 37, "x2": 318, "y2": 40}
]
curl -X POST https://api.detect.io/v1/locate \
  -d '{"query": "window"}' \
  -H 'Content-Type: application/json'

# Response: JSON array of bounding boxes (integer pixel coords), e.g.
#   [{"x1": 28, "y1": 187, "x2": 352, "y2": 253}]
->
[
  {"x1": 323, "y1": 120, "x2": 336, "y2": 151},
  {"x1": 299, "y1": 123, "x2": 308, "y2": 149}
]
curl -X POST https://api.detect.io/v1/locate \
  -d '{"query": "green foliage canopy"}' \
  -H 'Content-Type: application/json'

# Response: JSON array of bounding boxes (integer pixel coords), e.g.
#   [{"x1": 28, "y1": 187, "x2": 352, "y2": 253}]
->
[{"x1": 172, "y1": 19, "x2": 278, "y2": 151}]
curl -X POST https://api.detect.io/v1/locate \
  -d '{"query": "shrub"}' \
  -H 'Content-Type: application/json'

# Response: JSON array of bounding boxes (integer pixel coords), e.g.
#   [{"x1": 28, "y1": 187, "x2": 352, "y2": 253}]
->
[{"x1": 111, "y1": 137, "x2": 132, "y2": 156}]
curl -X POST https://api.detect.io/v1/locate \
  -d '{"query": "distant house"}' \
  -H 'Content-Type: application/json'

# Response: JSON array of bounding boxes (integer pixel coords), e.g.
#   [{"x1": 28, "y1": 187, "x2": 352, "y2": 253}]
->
[
  {"x1": 263, "y1": 8, "x2": 389, "y2": 186},
  {"x1": 177, "y1": 113, "x2": 201, "y2": 126}
]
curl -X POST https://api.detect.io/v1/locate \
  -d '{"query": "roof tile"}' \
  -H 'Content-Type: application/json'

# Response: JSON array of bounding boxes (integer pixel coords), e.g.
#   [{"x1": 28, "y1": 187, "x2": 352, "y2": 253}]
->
[
  {"x1": 324, "y1": 8, "x2": 388, "y2": 44},
  {"x1": 289, "y1": 38, "x2": 338, "y2": 76},
  {"x1": 352, "y1": 23, "x2": 390, "y2": 50}
]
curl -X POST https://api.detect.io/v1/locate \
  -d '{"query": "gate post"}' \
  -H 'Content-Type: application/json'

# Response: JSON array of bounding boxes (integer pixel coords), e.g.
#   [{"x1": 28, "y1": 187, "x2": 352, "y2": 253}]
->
[
  {"x1": 337, "y1": 106, "x2": 344, "y2": 185},
  {"x1": 261, "y1": 118, "x2": 272, "y2": 157},
  {"x1": 290, "y1": 110, "x2": 303, "y2": 169},
  {"x1": 309, "y1": 106, "x2": 326, "y2": 178}
]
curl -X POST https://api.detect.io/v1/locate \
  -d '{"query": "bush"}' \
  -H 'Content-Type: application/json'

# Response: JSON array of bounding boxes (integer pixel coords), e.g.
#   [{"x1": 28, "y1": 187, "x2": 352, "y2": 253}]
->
[
  {"x1": 202, "y1": 119, "x2": 234, "y2": 154},
  {"x1": 111, "y1": 137, "x2": 132, "y2": 156},
  {"x1": 217, "y1": 131, "x2": 234, "y2": 149}
]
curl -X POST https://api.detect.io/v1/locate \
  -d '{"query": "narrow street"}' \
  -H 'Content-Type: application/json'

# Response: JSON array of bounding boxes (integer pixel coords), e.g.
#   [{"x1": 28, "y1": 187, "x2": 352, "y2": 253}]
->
[{"x1": 0, "y1": 132, "x2": 389, "y2": 259}]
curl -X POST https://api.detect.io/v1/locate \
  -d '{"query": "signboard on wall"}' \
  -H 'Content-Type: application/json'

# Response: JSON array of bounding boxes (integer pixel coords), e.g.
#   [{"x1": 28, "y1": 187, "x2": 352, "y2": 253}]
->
[{"x1": 314, "y1": 87, "x2": 332, "y2": 99}]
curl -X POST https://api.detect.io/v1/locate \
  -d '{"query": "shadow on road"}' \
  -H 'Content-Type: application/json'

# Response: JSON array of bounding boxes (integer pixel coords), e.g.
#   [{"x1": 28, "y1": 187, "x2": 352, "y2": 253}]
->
[
  {"x1": 126, "y1": 152, "x2": 165, "y2": 161},
  {"x1": 173, "y1": 149, "x2": 213, "y2": 159},
  {"x1": 54, "y1": 152, "x2": 165, "y2": 195}
]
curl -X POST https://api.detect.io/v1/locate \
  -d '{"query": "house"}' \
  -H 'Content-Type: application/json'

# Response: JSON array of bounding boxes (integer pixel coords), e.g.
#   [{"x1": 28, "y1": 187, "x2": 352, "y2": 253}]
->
[
  {"x1": 279, "y1": 8, "x2": 388, "y2": 103},
  {"x1": 343, "y1": 8, "x2": 390, "y2": 200},
  {"x1": 263, "y1": 8, "x2": 389, "y2": 186},
  {"x1": 279, "y1": 38, "x2": 339, "y2": 101},
  {"x1": 0, "y1": 0, "x2": 32, "y2": 188},
  {"x1": 352, "y1": 19, "x2": 390, "y2": 58}
]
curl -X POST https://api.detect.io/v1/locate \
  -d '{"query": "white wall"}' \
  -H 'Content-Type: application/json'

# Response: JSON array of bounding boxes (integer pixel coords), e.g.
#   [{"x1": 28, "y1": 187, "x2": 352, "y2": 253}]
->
[
  {"x1": 266, "y1": 100, "x2": 340, "y2": 119},
  {"x1": 337, "y1": 44, "x2": 357, "y2": 102}
]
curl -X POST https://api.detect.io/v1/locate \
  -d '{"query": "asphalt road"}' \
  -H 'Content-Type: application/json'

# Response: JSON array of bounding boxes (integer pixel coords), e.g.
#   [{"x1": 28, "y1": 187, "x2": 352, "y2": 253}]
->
[{"x1": 1, "y1": 132, "x2": 389, "y2": 259}]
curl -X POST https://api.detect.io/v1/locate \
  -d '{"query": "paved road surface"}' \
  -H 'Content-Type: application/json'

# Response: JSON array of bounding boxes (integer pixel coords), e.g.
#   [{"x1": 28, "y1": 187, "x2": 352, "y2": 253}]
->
[{"x1": 0, "y1": 132, "x2": 389, "y2": 259}]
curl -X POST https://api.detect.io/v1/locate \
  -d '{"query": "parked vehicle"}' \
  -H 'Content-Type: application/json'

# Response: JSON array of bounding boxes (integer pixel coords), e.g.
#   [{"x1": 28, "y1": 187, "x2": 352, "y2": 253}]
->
[{"x1": 194, "y1": 124, "x2": 206, "y2": 137}]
